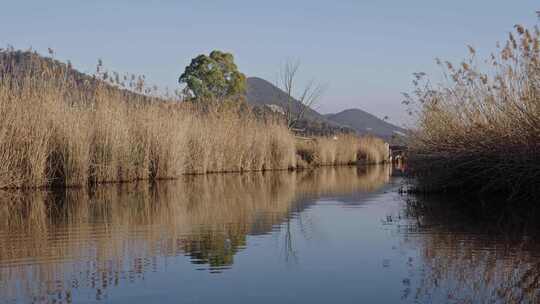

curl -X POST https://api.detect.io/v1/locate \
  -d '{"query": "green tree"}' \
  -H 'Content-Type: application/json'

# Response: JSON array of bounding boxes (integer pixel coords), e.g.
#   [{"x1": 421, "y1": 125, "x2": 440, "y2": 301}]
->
[{"x1": 179, "y1": 50, "x2": 246, "y2": 101}]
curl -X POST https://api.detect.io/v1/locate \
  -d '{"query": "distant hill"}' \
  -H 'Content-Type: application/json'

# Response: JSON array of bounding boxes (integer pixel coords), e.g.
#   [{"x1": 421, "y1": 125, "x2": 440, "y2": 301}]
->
[
  {"x1": 325, "y1": 109, "x2": 407, "y2": 140},
  {"x1": 246, "y1": 77, "x2": 334, "y2": 123},
  {"x1": 0, "y1": 50, "x2": 160, "y2": 105},
  {"x1": 246, "y1": 77, "x2": 406, "y2": 141},
  {"x1": 3, "y1": 52, "x2": 406, "y2": 141}
]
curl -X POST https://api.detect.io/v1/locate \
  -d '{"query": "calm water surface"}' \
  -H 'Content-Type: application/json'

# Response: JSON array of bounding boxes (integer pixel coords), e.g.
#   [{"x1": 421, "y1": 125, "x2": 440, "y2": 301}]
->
[{"x1": 1, "y1": 166, "x2": 539, "y2": 303}]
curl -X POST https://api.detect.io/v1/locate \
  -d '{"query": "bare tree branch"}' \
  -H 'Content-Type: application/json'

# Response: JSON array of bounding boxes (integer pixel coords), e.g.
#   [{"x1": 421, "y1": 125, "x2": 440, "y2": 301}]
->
[{"x1": 275, "y1": 60, "x2": 326, "y2": 130}]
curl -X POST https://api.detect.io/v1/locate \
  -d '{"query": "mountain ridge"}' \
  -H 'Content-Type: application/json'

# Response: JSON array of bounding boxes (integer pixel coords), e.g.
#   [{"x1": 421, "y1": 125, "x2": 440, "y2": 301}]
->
[
  {"x1": 1, "y1": 51, "x2": 406, "y2": 141},
  {"x1": 324, "y1": 108, "x2": 407, "y2": 139},
  {"x1": 246, "y1": 77, "x2": 406, "y2": 141},
  {"x1": 246, "y1": 77, "x2": 336, "y2": 124}
]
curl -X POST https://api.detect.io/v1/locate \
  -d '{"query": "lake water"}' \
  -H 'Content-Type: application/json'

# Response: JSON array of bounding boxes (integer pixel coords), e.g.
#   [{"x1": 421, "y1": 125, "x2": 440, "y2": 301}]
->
[{"x1": 1, "y1": 166, "x2": 539, "y2": 303}]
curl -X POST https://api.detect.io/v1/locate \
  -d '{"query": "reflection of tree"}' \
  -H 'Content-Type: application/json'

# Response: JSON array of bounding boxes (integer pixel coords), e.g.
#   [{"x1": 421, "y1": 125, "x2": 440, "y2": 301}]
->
[
  {"x1": 283, "y1": 217, "x2": 298, "y2": 264},
  {"x1": 400, "y1": 195, "x2": 540, "y2": 303},
  {"x1": 183, "y1": 230, "x2": 247, "y2": 270},
  {"x1": 0, "y1": 166, "x2": 392, "y2": 302}
]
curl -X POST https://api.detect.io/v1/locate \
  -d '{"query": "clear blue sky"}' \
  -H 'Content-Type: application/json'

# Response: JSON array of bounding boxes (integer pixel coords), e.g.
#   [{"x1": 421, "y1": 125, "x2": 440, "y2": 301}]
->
[{"x1": 1, "y1": 1, "x2": 538, "y2": 125}]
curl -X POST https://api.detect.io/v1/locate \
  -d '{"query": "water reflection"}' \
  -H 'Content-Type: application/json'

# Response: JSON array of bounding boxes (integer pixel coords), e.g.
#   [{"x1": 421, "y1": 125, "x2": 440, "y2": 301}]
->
[
  {"x1": 4, "y1": 165, "x2": 539, "y2": 304},
  {"x1": 399, "y1": 196, "x2": 540, "y2": 303},
  {"x1": 0, "y1": 166, "x2": 390, "y2": 303}
]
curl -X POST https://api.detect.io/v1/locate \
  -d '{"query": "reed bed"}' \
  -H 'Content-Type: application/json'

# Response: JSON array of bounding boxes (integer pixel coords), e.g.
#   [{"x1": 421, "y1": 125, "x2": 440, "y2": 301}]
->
[
  {"x1": 0, "y1": 50, "x2": 389, "y2": 189},
  {"x1": 296, "y1": 134, "x2": 388, "y2": 167},
  {"x1": 406, "y1": 24, "x2": 540, "y2": 199},
  {"x1": 358, "y1": 135, "x2": 389, "y2": 164},
  {"x1": 0, "y1": 50, "x2": 300, "y2": 188}
]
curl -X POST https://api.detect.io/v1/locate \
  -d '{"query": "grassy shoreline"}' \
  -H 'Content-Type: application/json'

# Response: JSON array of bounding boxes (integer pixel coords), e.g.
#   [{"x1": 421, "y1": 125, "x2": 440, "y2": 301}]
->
[
  {"x1": 406, "y1": 24, "x2": 540, "y2": 200},
  {"x1": 0, "y1": 50, "x2": 389, "y2": 190}
]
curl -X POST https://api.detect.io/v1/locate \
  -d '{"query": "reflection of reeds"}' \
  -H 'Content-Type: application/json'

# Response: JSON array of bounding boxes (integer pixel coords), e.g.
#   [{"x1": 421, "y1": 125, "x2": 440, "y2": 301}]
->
[
  {"x1": 296, "y1": 165, "x2": 391, "y2": 196},
  {"x1": 401, "y1": 197, "x2": 540, "y2": 303},
  {"x1": 0, "y1": 167, "x2": 391, "y2": 302},
  {"x1": 413, "y1": 236, "x2": 540, "y2": 303}
]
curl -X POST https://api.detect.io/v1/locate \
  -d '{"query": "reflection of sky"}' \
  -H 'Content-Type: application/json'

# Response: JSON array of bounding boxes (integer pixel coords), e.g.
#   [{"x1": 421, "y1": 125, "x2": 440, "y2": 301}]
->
[
  {"x1": 1, "y1": 1, "x2": 538, "y2": 125},
  {"x1": 85, "y1": 190, "x2": 413, "y2": 304},
  {"x1": 2, "y1": 169, "x2": 539, "y2": 303},
  {"x1": 317, "y1": 177, "x2": 402, "y2": 205}
]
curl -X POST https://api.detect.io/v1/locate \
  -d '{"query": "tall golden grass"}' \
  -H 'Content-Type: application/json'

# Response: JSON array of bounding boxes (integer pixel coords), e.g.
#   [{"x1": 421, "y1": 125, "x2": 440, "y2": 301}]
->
[
  {"x1": 0, "y1": 50, "x2": 299, "y2": 188},
  {"x1": 406, "y1": 24, "x2": 540, "y2": 199},
  {"x1": 358, "y1": 135, "x2": 389, "y2": 164},
  {"x1": 0, "y1": 50, "x2": 390, "y2": 189},
  {"x1": 295, "y1": 134, "x2": 388, "y2": 167}
]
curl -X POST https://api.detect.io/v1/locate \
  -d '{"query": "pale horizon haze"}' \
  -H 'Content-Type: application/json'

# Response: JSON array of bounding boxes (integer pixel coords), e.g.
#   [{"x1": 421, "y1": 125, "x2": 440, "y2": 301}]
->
[{"x1": 1, "y1": 1, "x2": 538, "y2": 126}]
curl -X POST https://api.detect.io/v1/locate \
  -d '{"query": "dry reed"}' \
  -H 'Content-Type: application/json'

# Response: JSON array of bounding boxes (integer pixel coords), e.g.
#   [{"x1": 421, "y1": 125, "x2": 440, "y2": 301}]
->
[
  {"x1": 405, "y1": 24, "x2": 540, "y2": 199},
  {"x1": 296, "y1": 134, "x2": 388, "y2": 166},
  {"x1": 0, "y1": 49, "x2": 389, "y2": 189},
  {"x1": 0, "y1": 50, "x2": 298, "y2": 188}
]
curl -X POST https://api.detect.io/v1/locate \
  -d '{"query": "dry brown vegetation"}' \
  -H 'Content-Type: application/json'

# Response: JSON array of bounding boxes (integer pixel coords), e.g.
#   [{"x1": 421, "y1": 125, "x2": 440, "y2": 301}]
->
[
  {"x1": 405, "y1": 24, "x2": 540, "y2": 199},
  {"x1": 0, "y1": 49, "x2": 390, "y2": 189},
  {"x1": 295, "y1": 134, "x2": 388, "y2": 167}
]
